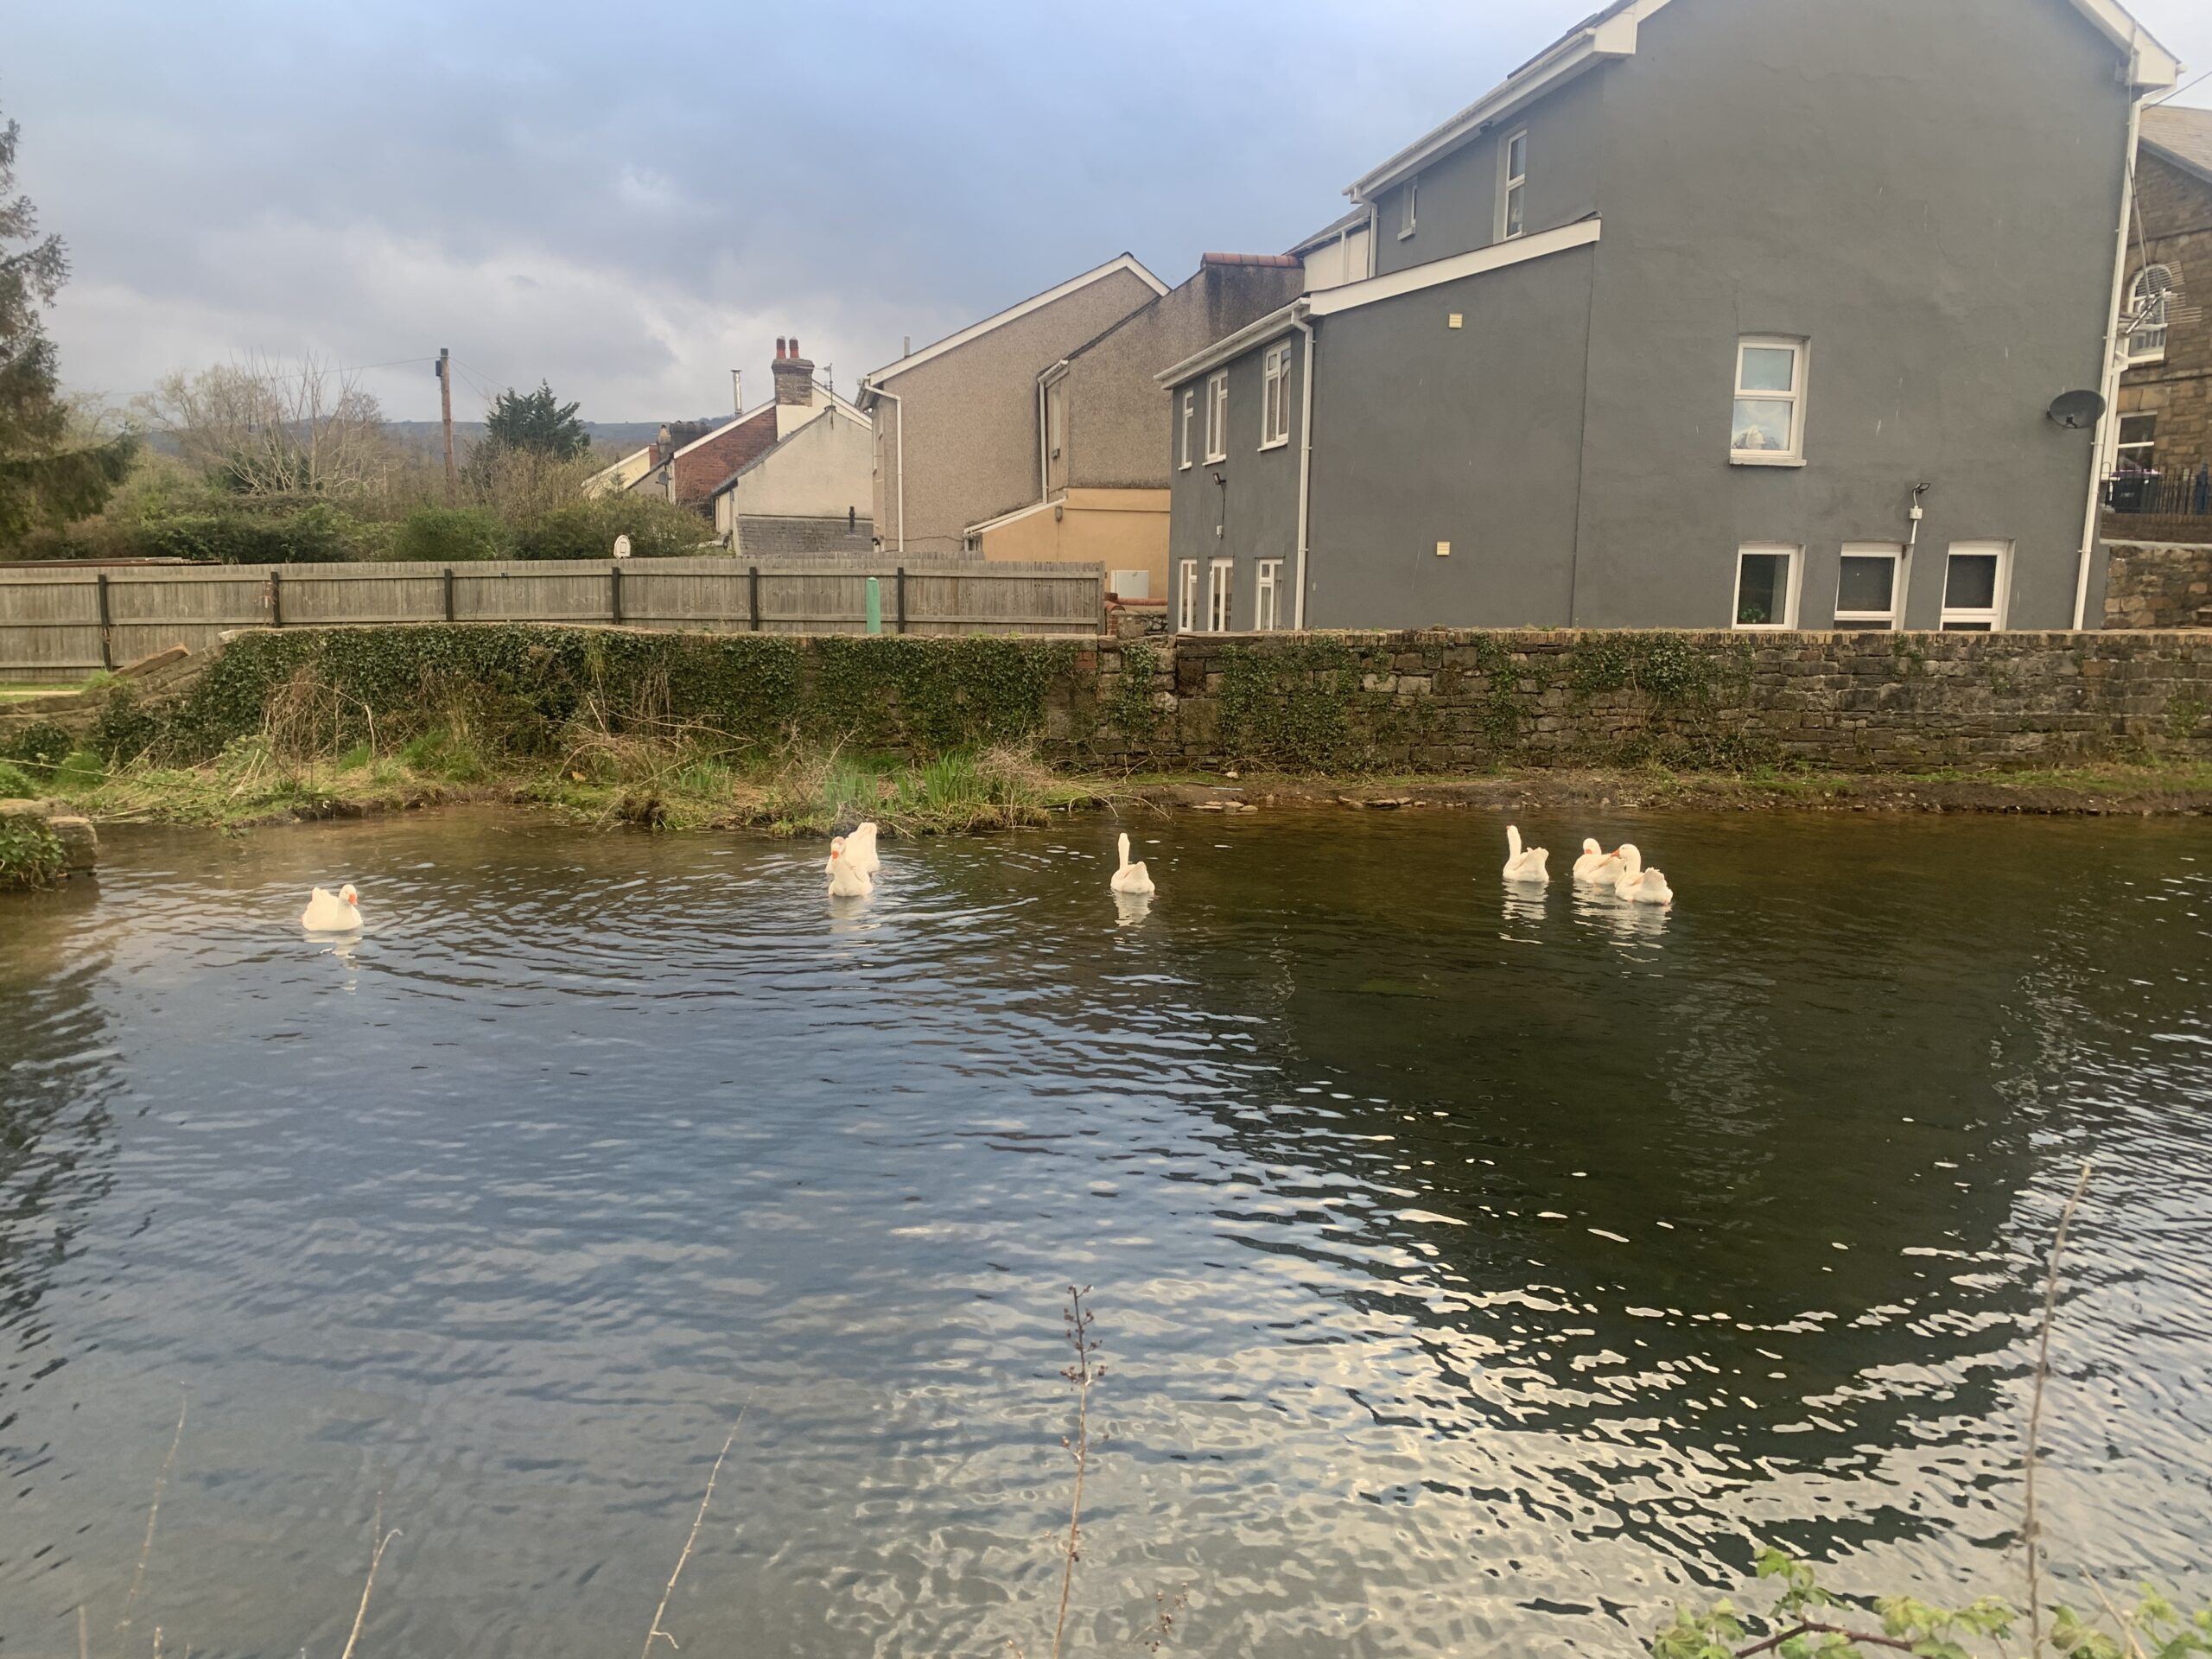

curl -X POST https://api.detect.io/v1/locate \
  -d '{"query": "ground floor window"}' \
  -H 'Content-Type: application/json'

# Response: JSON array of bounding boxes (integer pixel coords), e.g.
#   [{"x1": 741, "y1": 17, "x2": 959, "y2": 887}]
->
[
  {"x1": 1255, "y1": 559, "x2": 1283, "y2": 630},
  {"x1": 1178, "y1": 560, "x2": 1198, "y2": 632},
  {"x1": 1834, "y1": 543, "x2": 1903, "y2": 632},
  {"x1": 1940, "y1": 542, "x2": 2010, "y2": 632},
  {"x1": 1732, "y1": 543, "x2": 1800, "y2": 629},
  {"x1": 1208, "y1": 558, "x2": 1235, "y2": 632}
]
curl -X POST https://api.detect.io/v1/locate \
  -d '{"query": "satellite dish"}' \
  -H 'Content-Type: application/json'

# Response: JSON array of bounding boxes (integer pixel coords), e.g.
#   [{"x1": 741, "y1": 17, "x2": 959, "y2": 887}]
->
[
  {"x1": 2046, "y1": 389, "x2": 2105, "y2": 429},
  {"x1": 613, "y1": 533, "x2": 632, "y2": 561}
]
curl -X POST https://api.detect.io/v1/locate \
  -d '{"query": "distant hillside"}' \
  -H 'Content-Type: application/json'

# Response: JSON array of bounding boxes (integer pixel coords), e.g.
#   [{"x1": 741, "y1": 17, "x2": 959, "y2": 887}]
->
[{"x1": 385, "y1": 419, "x2": 724, "y2": 458}]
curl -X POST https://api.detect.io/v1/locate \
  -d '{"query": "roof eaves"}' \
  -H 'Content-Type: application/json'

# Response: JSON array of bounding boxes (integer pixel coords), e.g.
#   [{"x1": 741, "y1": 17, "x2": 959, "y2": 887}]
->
[
  {"x1": 1154, "y1": 301, "x2": 1305, "y2": 389},
  {"x1": 861, "y1": 253, "x2": 1170, "y2": 396}
]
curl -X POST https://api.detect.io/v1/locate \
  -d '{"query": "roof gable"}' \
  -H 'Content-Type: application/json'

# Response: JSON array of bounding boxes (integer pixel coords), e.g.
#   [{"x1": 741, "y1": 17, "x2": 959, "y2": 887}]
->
[
  {"x1": 860, "y1": 254, "x2": 1168, "y2": 393},
  {"x1": 1349, "y1": 0, "x2": 2180, "y2": 201}
]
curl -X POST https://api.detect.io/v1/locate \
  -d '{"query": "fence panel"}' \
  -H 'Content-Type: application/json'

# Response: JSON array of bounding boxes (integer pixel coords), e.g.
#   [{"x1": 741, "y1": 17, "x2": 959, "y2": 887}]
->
[{"x1": 0, "y1": 557, "x2": 1105, "y2": 678}]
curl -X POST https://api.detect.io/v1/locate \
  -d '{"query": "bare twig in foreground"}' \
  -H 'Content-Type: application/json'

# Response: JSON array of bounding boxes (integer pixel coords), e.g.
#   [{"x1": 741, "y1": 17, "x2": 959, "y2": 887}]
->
[
  {"x1": 640, "y1": 1396, "x2": 753, "y2": 1659},
  {"x1": 118, "y1": 1391, "x2": 188, "y2": 1640},
  {"x1": 337, "y1": 1521, "x2": 399, "y2": 1659},
  {"x1": 1050, "y1": 1287, "x2": 1105, "y2": 1659},
  {"x1": 2023, "y1": 1158, "x2": 2092, "y2": 1650}
]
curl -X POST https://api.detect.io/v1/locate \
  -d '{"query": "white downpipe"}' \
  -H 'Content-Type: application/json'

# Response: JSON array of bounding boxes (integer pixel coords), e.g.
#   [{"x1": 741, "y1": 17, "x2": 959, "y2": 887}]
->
[
  {"x1": 2074, "y1": 89, "x2": 2145, "y2": 630},
  {"x1": 1293, "y1": 310, "x2": 1317, "y2": 630},
  {"x1": 865, "y1": 381, "x2": 905, "y2": 554}
]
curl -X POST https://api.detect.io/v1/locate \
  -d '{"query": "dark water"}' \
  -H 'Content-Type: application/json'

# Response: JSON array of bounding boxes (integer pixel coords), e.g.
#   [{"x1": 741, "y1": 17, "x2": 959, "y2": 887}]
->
[{"x1": 1, "y1": 807, "x2": 2208, "y2": 1657}]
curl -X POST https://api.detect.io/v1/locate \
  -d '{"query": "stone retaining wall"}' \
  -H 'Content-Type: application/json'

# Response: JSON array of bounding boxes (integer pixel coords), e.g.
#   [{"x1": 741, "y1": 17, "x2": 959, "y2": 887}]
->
[
  {"x1": 2104, "y1": 541, "x2": 2212, "y2": 630},
  {"x1": 1051, "y1": 629, "x2": 2212, "y2": 774}
]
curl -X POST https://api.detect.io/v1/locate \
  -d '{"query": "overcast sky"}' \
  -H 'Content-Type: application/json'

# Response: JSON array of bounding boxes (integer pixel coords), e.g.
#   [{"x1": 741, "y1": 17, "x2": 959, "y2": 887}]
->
[{"x1": 15, "y1": 0, "x2": 2211, "y2": 426}]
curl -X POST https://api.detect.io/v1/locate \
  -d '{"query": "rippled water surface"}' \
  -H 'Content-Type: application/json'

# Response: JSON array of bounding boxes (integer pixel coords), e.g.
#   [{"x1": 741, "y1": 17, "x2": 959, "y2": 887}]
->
[{"x1": 2, "y1": 808, "x2": 2209, "y2": 1656}]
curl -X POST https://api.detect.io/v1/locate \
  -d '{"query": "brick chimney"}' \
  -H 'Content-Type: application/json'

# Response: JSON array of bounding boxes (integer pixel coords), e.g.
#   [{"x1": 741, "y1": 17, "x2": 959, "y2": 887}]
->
[{"x1": 772, "y1": 334, "x2": 814, "y2": 407}]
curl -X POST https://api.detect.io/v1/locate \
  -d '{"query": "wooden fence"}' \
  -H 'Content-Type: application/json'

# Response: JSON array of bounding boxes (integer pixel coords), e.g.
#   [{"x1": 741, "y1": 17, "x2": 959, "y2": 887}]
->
[{"x1": 0, "y1": 556, "x2": 1105, "y2": 679}]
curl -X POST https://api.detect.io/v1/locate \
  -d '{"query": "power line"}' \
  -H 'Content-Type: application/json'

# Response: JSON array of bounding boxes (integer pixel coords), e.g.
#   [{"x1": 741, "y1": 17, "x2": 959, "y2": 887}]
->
[{"x1": 2147, "y1": 65, "x2": 2211, "y2": 107}]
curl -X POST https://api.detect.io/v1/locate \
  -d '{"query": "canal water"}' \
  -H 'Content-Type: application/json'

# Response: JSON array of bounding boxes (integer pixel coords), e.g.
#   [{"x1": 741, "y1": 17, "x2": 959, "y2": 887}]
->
[{"x1": 1, "y1": 809, "x2": 2207, "y2": 1656}]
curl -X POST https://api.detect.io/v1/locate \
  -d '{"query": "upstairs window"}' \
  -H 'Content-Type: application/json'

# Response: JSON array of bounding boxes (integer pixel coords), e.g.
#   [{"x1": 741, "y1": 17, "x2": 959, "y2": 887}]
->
[
  {"x1": 1261, "y1": 344, "x2": 1292, "y2": 449},
  {"x1": 1204, "y1": 371, "x2": 1228, "y2": 462},
  {"x1": 1500, "y1": 130, "x2": 1528, "y2": 240},
  {"x1": 1834, "y1": 543, "x2": 1904, "y2": 632},
  {"x1": 1731, "y1": 338, "x2": 1807, "y2": 463},
  {"x1": 2126, "y1": 265, "x2": 2173, "y2": 364},
  {"x1": 1940, "y1": 542, "x2": 2010, "y2": 632},
  {"x1": 1400, "y1": 174, "x2": 1419, "y2": 240},
  {"x1": 1179, "y1": 388, "x2": 1194, "y2": 469}
]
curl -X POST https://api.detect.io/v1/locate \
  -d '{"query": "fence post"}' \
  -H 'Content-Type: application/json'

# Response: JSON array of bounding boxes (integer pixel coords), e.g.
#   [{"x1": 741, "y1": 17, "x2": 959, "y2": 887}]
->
[
  {"x1": 610, "y1": 564, "x2": 624, "y2": 626},
  {"x1": 443, "y1": 566, "x2": 456, "y2": 622},
  {"x1": 896, "y1": 567, "x2": 907, "y2": 634},
  {"x1": 95, "y1": 573, "x2": 114, "y2": 671},
  {"x1": 269, "y1": 569, "x2": 284, "y2": 628},
  {"x1": 748, "y1": 565, "x2": 761, "y2": 632},
  {"x1": 865, "y1": 576, "x2": 882, "y2": 635}
]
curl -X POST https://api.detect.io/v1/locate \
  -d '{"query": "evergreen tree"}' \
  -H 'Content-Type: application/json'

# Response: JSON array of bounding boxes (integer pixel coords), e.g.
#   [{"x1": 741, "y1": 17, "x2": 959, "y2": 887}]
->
[
  {"x1": 0, "y1": 105, "x2": 135, "y2": 546},
  {"x1": 482, "y1": 381, "x2": 588, "y2": 460}
]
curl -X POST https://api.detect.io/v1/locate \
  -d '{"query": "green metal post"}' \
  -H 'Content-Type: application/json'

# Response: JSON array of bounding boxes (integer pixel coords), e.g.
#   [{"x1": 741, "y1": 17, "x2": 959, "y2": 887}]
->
[{"x1": 864, "y1": 575, "x2": 883, "y2": 635}]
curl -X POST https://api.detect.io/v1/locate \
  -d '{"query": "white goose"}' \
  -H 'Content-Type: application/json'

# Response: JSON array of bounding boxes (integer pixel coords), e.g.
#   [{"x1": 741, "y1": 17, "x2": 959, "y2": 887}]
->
[
  {"x1": 844, "y1": 821, "x2": 881, "y2": 877},
  {"x1": 301, "y1": 883, "x2": 361, "y2": 931},
  {"x1": 1502, "y1": 825, "x2": 1550, "y2": 884},
  {"x1": 1573, "y1": 838, "x2": 1625, "y2": 884},
  {"x1": 826, "y1": 838, "x2": 872, "y2": 898},
  {"x1": 1611, "y1": 843, "x2": 1675, "y2": 906},
  {"x1": 1109, "y1": 831, "x2": 1155, "y2": 897}
]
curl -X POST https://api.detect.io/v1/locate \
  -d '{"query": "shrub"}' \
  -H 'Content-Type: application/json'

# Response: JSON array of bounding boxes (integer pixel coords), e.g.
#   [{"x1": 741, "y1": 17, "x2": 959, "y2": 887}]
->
[
  {"x1": 0, "y1": 760, "x2": 35, "y2": 798},
  {"x1": 391, "y1": 506, "x2": 507, "y2": 563},
  {"x1": 512, "y1": 495, "x2": 717, "y2": 561},
  {"x1": 0, "y1": 721, "x2": 73, "y2": 772},
  {"x1": 136, "y1": 502, "x2": 385, "y2": 564},
  {"x1": 0, "y1": 814, "x2": 67, "y2": 890}
]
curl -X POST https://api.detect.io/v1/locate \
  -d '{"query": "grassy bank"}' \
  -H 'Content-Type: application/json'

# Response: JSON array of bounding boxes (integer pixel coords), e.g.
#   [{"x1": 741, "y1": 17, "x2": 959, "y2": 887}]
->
[
  {"x1": 25, "y1": 729, "x2": 1114, "y2": 837},
  {"x1": 16, "y1": 743, "x2": 2210, "y2": 839}
]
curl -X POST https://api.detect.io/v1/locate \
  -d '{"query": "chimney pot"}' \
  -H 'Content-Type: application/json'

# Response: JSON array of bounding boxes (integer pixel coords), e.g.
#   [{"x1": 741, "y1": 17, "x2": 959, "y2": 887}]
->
[
  {"x1": 775, "y1": 337, "x2": 785, "y2": 359},
  {"x1": 789, "y1": 336, "x2": 800, "y2": 359}
]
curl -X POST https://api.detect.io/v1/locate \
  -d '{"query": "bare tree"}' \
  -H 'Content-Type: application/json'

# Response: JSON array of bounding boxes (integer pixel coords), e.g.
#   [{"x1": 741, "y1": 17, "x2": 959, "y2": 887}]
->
[{"x1": 138, "y1": 354, "x2": 395, "y2": 498}]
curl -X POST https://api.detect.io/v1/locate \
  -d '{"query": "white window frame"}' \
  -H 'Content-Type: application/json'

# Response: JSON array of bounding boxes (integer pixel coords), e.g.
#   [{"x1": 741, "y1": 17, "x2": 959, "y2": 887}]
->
[
  {"x1": 2126, "y1": 266, "x2": 2171, "y2": 365},
  {"x1": 2114, "y1": 410, "x2": 2156, "y2": 473},
  {"x1": 1730, "y1": 336, "x2": 1808, "y2": 466},
  {"x1": 1260, "y1": 344, "x2": 1291, "y2": 450},
  {"x1": 1498, "y1": 129, "x2": 1528, "y2": 241},
  {"x1": 1834, "y1": 542, "x2": 1904, "y2": 632},
  {"x1": 1203, "y1": 371, "x2": 1228, "y2": 463},
  {"x1": 1179, "y1": 388, "x2": 1194, "y2": 469},
  {"x1": 1046, "y1": 383, "x2": 1064, "y2": 460},
  {"x1": 1255, "y1": 559, "x2": 1282, "y2": 630},
  {"x1": 1732, "y1": 543, "x2": 1802, "y2": 632},
  {"x1": 1207, "y1": 558, "x2": 1235, "y2": 632},
  {"x1": 1939, "y1": 541, "x2": 2012, "y2": 632},
  {"x1": 1399, "y1": 173, "x2": 1419, "y2": 240},
  {"x1": 1177, "y1": 559, "x2": 1198, "y2": 632}
]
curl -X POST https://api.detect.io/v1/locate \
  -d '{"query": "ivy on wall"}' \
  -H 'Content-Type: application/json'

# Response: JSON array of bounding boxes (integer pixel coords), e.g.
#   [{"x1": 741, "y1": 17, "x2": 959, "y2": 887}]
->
[{"x1": 59, "y1": 626, "x2": 1090, "y2": 766}]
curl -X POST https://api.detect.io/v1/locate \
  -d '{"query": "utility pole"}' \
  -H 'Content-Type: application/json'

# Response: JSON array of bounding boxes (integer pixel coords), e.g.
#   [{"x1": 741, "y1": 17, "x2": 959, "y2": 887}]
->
[{"x1": 436, "y1": 347, "x2": 456, "y2": 505}]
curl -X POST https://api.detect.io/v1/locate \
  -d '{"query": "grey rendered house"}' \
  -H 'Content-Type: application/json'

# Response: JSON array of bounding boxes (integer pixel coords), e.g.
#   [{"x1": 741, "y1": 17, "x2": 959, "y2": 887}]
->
[{"x1": 1159, "y1": 0, "x2": 2181, "y2": 636}]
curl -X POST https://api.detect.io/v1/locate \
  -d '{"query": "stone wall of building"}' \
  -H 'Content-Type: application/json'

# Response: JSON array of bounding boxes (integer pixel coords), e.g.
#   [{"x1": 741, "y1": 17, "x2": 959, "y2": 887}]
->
[
  {"x1": 1050, "y1": 630, "x2": 2212, "y2": 774},
  {"x1": 2104, "y1": 540, "x2": 2212, "y2": 629}
]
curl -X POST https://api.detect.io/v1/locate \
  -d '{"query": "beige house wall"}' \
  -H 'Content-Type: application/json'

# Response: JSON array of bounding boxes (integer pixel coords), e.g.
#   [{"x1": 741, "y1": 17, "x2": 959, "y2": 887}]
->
[
  {"x1": 868, "y1": 266, "x2": 1161, "y2": 555},
  {"x1": 977, "y1": 488, "x2": 1168, "y2": 599},
  {"x1": 1052, "y1": 260, "x2": 1304, "y2": 496},
  {"x1": 713, "y1": 410, "x2": 873, "y2": 538}
]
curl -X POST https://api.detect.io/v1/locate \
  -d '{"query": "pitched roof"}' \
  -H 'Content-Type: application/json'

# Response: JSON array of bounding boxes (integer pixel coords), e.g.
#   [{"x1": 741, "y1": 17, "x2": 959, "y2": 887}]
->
[
  {"x1": 1287, "y1": 207, "x2": 1370, "y2": 257},
  {"x1": 1348, "y1": 0, "x2": 2180, "y2": 201},
  {"x1": 2142, "y1": 104, "x2": 2212, "y2": 187},
  {"x1": 858, "y1": 254, "x2": 1168, "y2": 396}
]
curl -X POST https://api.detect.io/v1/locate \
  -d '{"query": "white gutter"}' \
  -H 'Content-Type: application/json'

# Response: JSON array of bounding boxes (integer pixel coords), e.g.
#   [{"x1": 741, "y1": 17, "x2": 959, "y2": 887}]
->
[
  {"x1": 861, "y1": 378, "x2": 905, "y2": 554},
  {"x1": 1293, "y1": 315, "x2": 1318, "y2": 630},
  {"x1": 2073, "y1": 89, "x2": 2146, "y2": 630}
]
